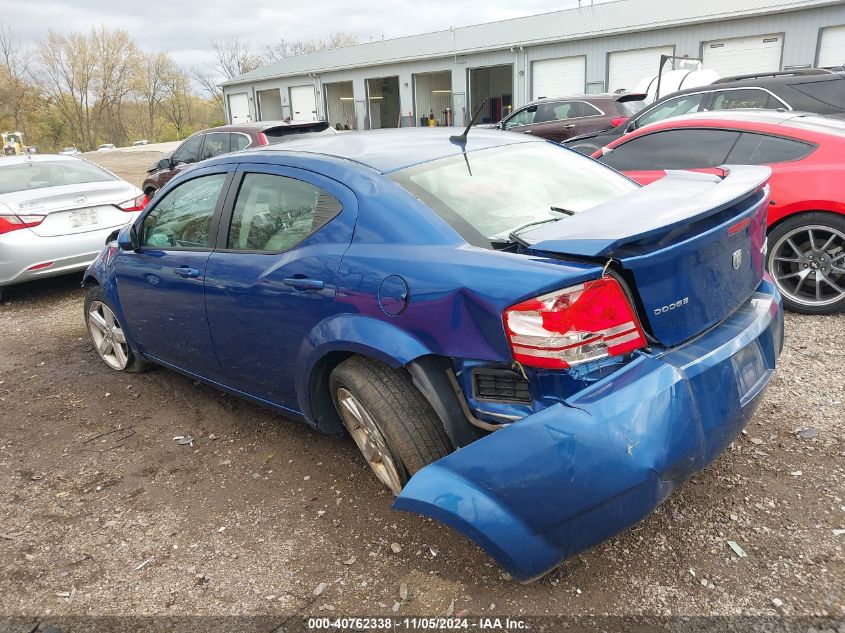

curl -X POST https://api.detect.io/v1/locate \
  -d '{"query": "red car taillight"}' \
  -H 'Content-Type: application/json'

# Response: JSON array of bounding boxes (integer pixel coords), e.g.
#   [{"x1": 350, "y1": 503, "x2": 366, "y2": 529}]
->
[
  {"x1": 503, "y1": 277, "x2": 647, "y2": 369},
  {"x1": 258, "y1": 132, "x2": 269, "y2": 146},
  {"x1": 118, "y1": 194, "x2": 148, "y2": 212},
  {"x1": 610, "y1": 116, "x2": 629, "y2": 127},
  {"x1": 0, "y1": 213, "x2": 45, "y2": 235}
]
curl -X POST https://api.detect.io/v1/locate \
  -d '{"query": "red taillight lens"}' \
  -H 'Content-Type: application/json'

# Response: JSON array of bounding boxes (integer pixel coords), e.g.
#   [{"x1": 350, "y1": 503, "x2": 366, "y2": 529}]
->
[
  {"x1": 118, "y1": 194, "x2": 148, "y2": 212},
  {"x1": 0, "y1": 213, "x2": 45, "y2": 235},
  {"x1": 610, "y1": 116, "x2": 628, "y2": 127},
  {"x1": 258, "y1": 132, "x2": 269, "y2": 146},
  {"x1": 504, "y1": 277, "x2": 647, "y2": 369}
]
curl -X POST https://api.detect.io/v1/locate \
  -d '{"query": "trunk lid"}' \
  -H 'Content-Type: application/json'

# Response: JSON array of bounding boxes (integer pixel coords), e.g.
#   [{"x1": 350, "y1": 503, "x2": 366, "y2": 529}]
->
[
  {"x1": 520, "y1": 166, "x2": 770, "y2": 347},
  {"x1": 1, "y1": 181, "x2": 141, "y2": 237}
]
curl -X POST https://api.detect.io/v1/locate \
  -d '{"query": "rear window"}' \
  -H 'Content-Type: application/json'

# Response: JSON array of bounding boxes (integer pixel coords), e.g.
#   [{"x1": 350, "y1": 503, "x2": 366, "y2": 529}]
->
[
  {"x1": 781, "y1": 114, "x2": 845, "y2": 138},
  {"x1": 790, "y1": 78, "x2": 845, "y2": 109},
  {"x1": 616, "y1": 99, "x2": 647, "y2": 117},
  {"x1": 391, "y1": 142, "x2": 637, "y2": 244},
  {"x1": 263, "y1": 122, "x2": 336, "y2": 144},
  {"x1": 0, "y1": 160, "x2": 116, "y2": 194}
]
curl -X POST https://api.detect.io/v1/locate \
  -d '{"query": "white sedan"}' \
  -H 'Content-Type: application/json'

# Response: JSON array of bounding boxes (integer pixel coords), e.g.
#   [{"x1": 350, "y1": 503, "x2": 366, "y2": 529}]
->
[{"x1": 0, "y1": 154, "x2": 146, "y2": 297}]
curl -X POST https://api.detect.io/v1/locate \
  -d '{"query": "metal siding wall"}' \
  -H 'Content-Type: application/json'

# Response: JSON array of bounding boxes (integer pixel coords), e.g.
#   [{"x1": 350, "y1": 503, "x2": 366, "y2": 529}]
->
[{"x1": 223, "y1": 4, "x2": 845, "y2": 122}]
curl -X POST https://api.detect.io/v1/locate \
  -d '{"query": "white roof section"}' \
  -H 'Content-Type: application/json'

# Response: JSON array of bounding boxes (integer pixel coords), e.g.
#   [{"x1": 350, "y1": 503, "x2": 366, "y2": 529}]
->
[{"x1": 224, "y1": 0, "x2": 844, "y2": 86}]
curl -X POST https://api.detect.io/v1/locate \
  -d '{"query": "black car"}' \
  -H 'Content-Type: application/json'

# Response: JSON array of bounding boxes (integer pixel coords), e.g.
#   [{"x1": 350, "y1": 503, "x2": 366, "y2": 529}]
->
[{"x1": 565, "y1": 69, "x2": 845, "y2": 154}]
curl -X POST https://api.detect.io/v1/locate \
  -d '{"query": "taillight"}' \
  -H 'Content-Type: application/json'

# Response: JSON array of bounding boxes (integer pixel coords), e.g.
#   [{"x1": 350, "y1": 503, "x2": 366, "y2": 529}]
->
[
  {"x1": 610, "y1": 116, "x2": 628, "y2": 127},
  {"x1": 118, "y1": 194, "x2": 148, "y2": 212},
  {"x1": 503, "y1": 277, "x2": 647, "y2": 369},
  {"x1": 0, "y1": 213, "x2": 45, "y2": 235},
  {"x1": 258, "y1": 132, "x2": 269, "y2": 146}
]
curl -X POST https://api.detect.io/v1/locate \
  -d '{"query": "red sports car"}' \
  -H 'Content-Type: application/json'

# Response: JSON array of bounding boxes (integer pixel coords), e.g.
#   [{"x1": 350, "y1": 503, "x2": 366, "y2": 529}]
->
[{"x1": 592, "y1": 109, "x2": 845, "y2": 314}]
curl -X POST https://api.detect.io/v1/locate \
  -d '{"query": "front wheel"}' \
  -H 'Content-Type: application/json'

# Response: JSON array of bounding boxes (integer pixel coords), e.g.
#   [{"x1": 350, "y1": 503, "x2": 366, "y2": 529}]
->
[
  {"x1": 329, "y1": 357, "x2": 453, "y2": 494},
  {"x1": 84, "y1": 285, "x2": 150, "y2": 372},
  {"x1": 767, "y1": 212, "x2": 845, "y2": 314}
]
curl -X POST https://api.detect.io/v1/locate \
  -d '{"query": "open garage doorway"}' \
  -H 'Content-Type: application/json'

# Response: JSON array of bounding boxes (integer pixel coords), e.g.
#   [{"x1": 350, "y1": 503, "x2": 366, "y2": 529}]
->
[
  {"x1": 324, "y1": 81, "x2": 356, "y2": 130},
  {"x1": 469, "y1": 65, "x2": 513, "y2": 125},
  {"x1": 366, "y1": 76, "x2": 401, "y2": 129},
  {"x1": 256, "y1": 88, "x2": 283, "y2": 121},
  {"x1": 413, "y1": 71, "x2": 452, "y2": 127}
]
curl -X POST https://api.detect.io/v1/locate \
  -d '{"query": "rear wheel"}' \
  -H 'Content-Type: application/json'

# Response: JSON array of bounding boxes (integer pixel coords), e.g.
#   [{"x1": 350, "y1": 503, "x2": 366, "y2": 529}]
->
[
  {"x1": 329, "y1": 357, "x2": 452, "y2": 494},
  {"x1": 767, "y1": 212, "x2": 845, "y2": 314},
  {"x1": 84, "y1": 285, "x2": 150, "y2": 372}
]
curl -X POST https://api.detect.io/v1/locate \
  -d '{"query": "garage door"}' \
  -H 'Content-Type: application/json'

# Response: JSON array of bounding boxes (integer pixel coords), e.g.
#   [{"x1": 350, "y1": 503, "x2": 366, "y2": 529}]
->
[
  {"x1": 608, "y1": 46, "x2": 673, "y2": 93},
  {"x1": 703, "y1": 34, "x2": 782, "y2": 78},
  {"x1": 532, "y1": 56, "x2": 585, "y2": 99},
  {"x1": 227, "y1": 93, "x2": 250, "y2": 125},
  {"x1": 818, "y1": 25, "x2": 845, "y2": 68},
  {"x1": 290, "y1": 85, "x2": 317, "y2": 121}
]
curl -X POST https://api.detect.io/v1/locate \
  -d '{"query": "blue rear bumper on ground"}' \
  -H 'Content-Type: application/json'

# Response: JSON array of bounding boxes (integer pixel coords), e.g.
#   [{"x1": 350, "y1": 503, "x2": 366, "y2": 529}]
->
[{"x1": 394, "y1": 278, "x2": 783, "y2": 581}]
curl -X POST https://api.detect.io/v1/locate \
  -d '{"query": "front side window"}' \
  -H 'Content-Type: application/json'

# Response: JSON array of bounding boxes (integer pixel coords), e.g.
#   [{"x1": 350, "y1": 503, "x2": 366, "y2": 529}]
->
[
  {"x1": 633, "y1": 93, "x2": 707, "y2": 129},
  {"x1": 711, "y1": 89, "x2": 778, "y2": 110},
  {"x1": 599, "y1": 129, "x2": 740, "y2": 171},
  {"x1": 227, "y1": 173, "x2": 341, "y2": 251},
  {"x1": 141, "y1": 174, "x2": 227, "y2": 249},
  {"x1": 199, "y1": 132, "x2": 230, "y2": 160},
  {"x1": 727, "y1": 132, "x2": 814, "y2": 164},
  {"x1": 391, "y1": 142, "x2": 637, "y2": 243},
  {"x1": 171, "y1": 135, "x2": 203, "y2": 165},
  {"x1": 503, "y1": 107, "x2": 536, "y2": 129}
]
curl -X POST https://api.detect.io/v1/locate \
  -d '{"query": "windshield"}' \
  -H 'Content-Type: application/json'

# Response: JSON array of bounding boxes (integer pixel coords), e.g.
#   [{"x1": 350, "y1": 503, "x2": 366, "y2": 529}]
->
[
  {"x1": 0, "y1": 160, "x2": 117, "y2": 194},
  {"x1": 391, "y1": 142, "x2": 637, "y2": 243}
]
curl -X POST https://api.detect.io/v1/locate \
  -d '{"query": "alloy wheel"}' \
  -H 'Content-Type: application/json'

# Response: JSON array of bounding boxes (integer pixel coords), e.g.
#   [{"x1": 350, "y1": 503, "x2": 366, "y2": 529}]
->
[
  {"x1": 87, "y1": 300, "x2": 130, "y2": 370},
  {"x1": 769, "y1": 224, "x2": 845, "y2": 308},
  {"x1": 336, "y1": 387, "x2": 403, "y2": 494}
]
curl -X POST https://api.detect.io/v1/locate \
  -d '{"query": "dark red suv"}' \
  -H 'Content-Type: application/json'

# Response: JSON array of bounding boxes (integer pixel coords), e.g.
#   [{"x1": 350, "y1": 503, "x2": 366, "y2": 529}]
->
[{"x1": 142, "y1": 121, "x2": 335, "y2": 197}]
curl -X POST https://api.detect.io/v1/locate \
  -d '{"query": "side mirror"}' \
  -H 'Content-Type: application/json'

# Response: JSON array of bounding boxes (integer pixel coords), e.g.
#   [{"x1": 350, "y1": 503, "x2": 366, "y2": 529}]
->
[
  {"x1": 117, "y1": 224, "x2": 138, "y2": 251},
  {"x1": 158, "y1": 158, "x2": 172, "y2": 170}
]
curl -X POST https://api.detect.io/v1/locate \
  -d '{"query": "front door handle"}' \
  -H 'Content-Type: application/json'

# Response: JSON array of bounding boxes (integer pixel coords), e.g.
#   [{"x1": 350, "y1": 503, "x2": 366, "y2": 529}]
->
[
  {"x1": 175, "y1": 266, "x2": 200, "y2": 278},
  {"x1": 284, "y1": 277, "x2": 324, "y2": 291}
]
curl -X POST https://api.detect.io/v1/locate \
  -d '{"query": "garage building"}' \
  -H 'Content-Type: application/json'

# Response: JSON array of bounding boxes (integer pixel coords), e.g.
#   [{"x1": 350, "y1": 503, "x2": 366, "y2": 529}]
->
[{"x1": 222, "y1": 0, "x2": 845, "y2": 129}]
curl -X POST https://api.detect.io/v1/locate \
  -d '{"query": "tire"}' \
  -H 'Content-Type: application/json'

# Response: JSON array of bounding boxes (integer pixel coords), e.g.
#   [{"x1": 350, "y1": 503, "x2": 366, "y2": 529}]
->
[
  {"x1": 84, "y1": 285, "x2": 151, "y2": 372},
  {"x1": 329, "y1": 356, "x2": 453, "y2": 494},
  {"x1": 767, "y1": 212, "x2": 845, "y2": 315}
]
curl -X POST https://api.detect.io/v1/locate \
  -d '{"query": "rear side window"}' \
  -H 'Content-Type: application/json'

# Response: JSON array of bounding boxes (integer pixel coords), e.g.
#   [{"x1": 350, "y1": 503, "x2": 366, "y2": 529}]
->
[
  {"x1": 711, "y1": 89, "x2": 780, "y2": 110},
  {"x1": 727, "y1": 133, "x2": 814, "y2": 164},
  {"x1": 231, "y1": 133, "x2": 251, "y2": 151},
  {"x1": 600, "y1": 129, "x2": 740, "y2": 171},
  {"x1": 790, "y1": 78, "x2": 845, "y2": 109},
  {"x1": 199, "y1": 132, "x2": 230, "y2": 161},
  {"x1": 227, "y1": 173, "x2": 341, "y2": 251}
]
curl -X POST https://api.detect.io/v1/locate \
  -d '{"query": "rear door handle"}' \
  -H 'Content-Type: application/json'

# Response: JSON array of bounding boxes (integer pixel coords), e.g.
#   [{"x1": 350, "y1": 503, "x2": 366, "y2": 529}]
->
[
  {"x1": 175, "y1": 266, "x2": 200, "y2": 278},
  {"x1": 284, "y1": 277, "x2": 324, "y2": 290}
]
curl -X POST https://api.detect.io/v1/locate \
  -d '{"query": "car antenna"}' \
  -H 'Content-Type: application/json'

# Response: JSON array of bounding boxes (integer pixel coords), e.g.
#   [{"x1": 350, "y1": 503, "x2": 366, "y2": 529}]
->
[{"x1": 450, "y1": 99, "x2": 488, "y2": 145}]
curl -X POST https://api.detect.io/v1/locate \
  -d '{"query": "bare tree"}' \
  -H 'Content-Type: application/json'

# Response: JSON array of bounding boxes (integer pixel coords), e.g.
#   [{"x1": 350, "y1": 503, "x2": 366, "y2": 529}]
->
[
  {"x1": 262, "y1": 32, "x2": 358, "y2": 63},
  {"x1": 135, "y1": 50, "x2": 176, "y2": 139},
  {"x1": 211, "y1": 36, "x2": 261, "y2": 80},
  {"x1": 0, "y1": 23, "x2": 39, "y2": 135},
  {"x1": 162, "y1": 67, "x2": 195, "y2": 139}
]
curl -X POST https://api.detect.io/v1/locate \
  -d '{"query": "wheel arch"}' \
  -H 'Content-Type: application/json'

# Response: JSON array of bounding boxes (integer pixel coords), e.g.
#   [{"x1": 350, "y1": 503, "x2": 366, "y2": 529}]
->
[{"x1": 767, "y1": 207, "x2": 845, "y2": 234}]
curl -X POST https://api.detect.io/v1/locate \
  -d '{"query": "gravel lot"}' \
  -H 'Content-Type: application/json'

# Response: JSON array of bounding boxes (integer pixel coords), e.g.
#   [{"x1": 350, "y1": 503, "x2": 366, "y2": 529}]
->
[{"x1": 0, "y1": 151, "x2": 842, "y2": 629}]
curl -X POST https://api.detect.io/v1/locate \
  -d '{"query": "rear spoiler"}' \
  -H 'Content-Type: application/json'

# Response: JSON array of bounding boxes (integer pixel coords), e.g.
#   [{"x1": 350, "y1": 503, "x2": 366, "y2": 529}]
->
[
  {"x1": 520, "y1": 165, "x2": 771, "y2": 257},
  {"x1": 614, "y1": 92, "x2": 648, "y2": 103}
]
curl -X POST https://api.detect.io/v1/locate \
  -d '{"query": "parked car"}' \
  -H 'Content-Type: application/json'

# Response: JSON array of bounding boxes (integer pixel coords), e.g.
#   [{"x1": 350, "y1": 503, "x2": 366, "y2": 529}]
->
[
  {"x1": 492, "y1": 93, "x2": 646, "y2": 143},
  {"x1": 567, "y1": 69, "x2": 845, "y2": 154},
  {"x1": 141, "y1": 120, "x2": 336, "y2": 199},
  {"x1": 58, "y1": 147, "x2": 81, "y2": 156},
  {"x1": 83, "y1": 128, "x2": 783, "y2": 581},
  {"x1": 97, "y1": 144, "x2": 116, "y2": 151},
  {"x1": 132, "y1": 140, "x2": 150, "y2": 146},
  {"x1": 0, "y1": 155, "x2": 146, "y2": 297},
  {"x1": 592, "y1": 109, "x2": 845, "y2": 314}
]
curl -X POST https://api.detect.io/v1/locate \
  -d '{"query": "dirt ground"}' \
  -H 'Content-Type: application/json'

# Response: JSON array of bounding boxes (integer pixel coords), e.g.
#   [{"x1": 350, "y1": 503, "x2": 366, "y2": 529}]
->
[{"x1": 0, "y1": 151, "x2": 842, "y2": 629}]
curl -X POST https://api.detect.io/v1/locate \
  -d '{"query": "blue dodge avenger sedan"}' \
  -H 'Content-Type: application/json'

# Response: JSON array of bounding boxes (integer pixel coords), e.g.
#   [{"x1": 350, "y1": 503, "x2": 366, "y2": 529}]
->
[{"x1": 83, "y1": 128, "x2": 783, "y2": 581}]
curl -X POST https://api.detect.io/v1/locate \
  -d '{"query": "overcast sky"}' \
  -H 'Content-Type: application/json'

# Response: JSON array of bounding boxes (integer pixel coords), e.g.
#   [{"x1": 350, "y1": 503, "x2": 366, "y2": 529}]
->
[{"x1": 4, "y1": 0, "x2": 611, "y2": 71}]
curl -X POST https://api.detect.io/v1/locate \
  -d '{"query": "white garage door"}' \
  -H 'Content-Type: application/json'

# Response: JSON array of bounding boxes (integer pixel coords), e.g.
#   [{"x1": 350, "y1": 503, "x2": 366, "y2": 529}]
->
[
  {"x1": 290, "y1": 85, "x2": 317, "y2": 121},
  {"x1": 818, "y1": 25, "x2": 845, "y2": 68},
  {"x1": 532, "y1": 56, "x2": 585, "y2": 99},
  {"x1": 227, "y1": 93, "x2": 250, "y2": 125},
  {"x1": 608, "y1": 46, "x2": 674, "y2": 93},
  {"x1": 703, "y1": 34, "x2": 782, "y2": 78}
]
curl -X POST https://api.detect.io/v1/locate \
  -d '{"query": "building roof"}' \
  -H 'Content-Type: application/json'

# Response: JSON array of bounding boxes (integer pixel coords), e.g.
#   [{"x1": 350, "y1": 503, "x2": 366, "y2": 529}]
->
[
  {"x1": 244, "y1": 127, "x2": 538, "y2": 173},
  {"x1": 223, "y1": 0, "x2": 843, "y2": 86}
]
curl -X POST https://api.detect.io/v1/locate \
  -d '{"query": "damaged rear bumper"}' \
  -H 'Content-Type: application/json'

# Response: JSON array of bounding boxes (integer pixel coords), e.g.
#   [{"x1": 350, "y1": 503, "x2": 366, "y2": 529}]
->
[{"x1": 394, "y1": 278, "x2": 783, "y2": 582}]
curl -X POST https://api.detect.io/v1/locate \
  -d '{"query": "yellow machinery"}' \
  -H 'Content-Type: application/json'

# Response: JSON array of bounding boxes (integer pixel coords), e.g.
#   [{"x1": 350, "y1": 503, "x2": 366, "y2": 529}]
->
[{"x1": 2, "y1": 132, "x2": 24, "y2": 156}]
